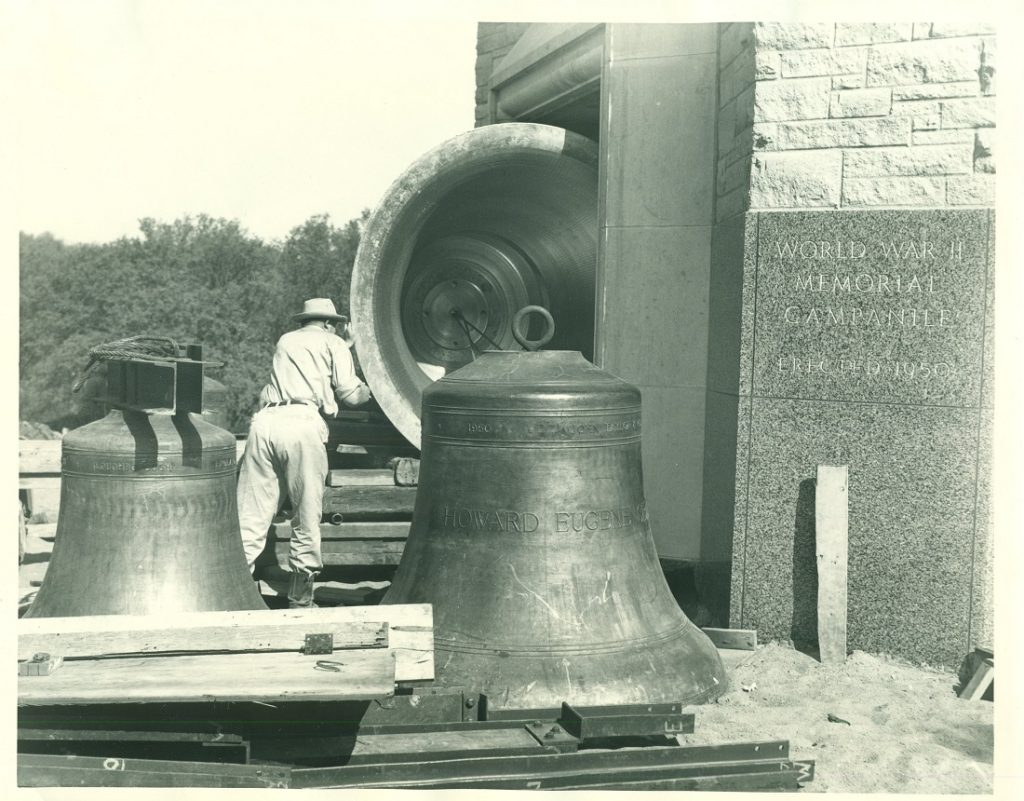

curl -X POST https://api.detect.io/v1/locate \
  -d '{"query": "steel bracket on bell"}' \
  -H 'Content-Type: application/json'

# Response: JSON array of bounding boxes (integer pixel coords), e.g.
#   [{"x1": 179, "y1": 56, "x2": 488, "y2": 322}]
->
[
  {"x1": 302, "y1": 633, "x2": 334, "y2": 655},
  {"x1": 104, "y1": 356, "x2": 205, "y2": 415}
]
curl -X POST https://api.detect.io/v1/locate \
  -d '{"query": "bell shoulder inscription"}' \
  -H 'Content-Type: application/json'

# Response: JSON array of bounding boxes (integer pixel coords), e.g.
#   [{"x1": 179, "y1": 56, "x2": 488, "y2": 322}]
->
[{"x1": 427, "y1": 411, "x2": 642, "y2": 444}]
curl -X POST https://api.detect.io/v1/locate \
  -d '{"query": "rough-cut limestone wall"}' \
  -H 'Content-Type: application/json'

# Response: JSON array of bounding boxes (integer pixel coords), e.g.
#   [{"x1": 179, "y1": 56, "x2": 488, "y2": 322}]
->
[
  {"x1": 474, "y1": 23, "x2": 532, "y2": 128},
  {"x1": 736, "y1": 23, "x2": 996, "y2": 211}
]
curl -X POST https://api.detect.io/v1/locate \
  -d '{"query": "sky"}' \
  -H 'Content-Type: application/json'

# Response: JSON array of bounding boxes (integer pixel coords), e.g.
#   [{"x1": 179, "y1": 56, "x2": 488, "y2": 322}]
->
[
  {"x1": 11, "y1": 1, "x2": 479, "y2": 244},
  {"x1": 11, "y1": 0, "x2": 1012, "y2": 244}
]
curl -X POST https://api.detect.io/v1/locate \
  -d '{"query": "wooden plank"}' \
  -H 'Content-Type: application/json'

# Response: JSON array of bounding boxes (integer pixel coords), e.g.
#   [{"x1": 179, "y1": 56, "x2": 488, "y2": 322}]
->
[
  {"x1": 19, "y1": 440, "x2": 62, "y2": 474},
  {"x1": 327, "y1": 469, "x2": 395, "y2": 487},
  {"x1": 701, "y1": 627, "x2": 757, "y2": 651},
  {"x1": 322, "y1": 485, "x2": 417, "y2": 516},
  {"x1": 18, "y1": 604, "x2": 433, "y2": 682},
  {"x1": 326, "y1": 416, "x2": 413, "y2": 449},
  {"x1": 815, "y1": 464, "x2": 848, "y2": 665},
  {"x1": 19, "y1": 619, "x2": 387, "y2": 661},
  {"x1": 959, "y1": 658, "x2": 994, "y2": 700},
  {"x1": 26, "y1": 523, "x2": 57, "y2": 540},
  {"x1": 274, "y1": 540, "x2": 405, "y2": 567},
  {"x1": 326, "y1": 606, "x2": 434, "y2": 682},
  {"x1": 18, "y1": 476, "x2": 62, "y2": 491},
  {"x1": 18, "y1": 649, "x2": 395, "y2": 705},
  {"x1": 19, "y1": 498, "x2": 28, "y2": 564},
  {"x1": 273, "y1": 520, "x2": 410, "y2": 540}
]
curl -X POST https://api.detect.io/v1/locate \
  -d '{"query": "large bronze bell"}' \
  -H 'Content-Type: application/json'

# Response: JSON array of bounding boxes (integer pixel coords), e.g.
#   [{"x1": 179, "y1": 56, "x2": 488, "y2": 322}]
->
[
  {"x1": 24, "y1": 408, "x2": 266, "y2": 617},
  {"x1": 351, "y1": 123, "x2": 599, "y2": 447},
  {"x1": 383, "y1": 343, "x2": 727, "y2": 710}
]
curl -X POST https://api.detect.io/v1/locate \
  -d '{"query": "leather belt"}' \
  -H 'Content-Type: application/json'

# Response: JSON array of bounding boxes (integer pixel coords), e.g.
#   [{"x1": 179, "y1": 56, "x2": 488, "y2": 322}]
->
[{"x1": 263, "y1": 400, "x2": 316, "y2": 409}]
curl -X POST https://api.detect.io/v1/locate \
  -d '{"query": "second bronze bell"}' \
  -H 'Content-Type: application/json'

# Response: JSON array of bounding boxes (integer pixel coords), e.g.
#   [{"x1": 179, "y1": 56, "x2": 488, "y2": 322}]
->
[{"x1": 25, "y1": 350, "x2": 265, "y2": 618}]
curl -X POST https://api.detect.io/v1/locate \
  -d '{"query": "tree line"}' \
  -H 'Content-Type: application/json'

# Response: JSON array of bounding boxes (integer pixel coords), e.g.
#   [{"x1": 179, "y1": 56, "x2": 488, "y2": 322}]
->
[{"x1": 20, "y1": 211, "x2": 367, "y2": 434}]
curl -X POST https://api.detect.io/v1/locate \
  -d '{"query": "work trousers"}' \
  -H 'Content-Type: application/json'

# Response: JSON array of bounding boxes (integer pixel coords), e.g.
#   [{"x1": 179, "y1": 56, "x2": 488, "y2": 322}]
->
[{"x1": 236, "y1": 404, "x2": 329, "y2": 575}]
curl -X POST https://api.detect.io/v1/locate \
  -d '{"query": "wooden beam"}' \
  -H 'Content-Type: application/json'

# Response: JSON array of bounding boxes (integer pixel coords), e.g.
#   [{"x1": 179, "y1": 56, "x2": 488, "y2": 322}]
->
[
  {"x1": 700, "y1": 627, "x2": 757, "y2": 651},
  {"x1": 273, "y1": 520, "x2": 410, "y2": 541},
  {"x1": 326, "y1": 416, "x2": 414, "y2": 449},
  {"x1": 18, "y1": 604, "x2": 433, "y2": 682},
  {"x1": 327, "y1": 469, "x2": 395, "y2": 487},
  {"x1": 18, "y1": 476, "x2": 61, "y2": 492},
  {"x1": 18, "y1": 619, "x2": 388, "y2": 661},
  {"x1": 959, "y1": 657, "x2": 994, "y2": 700},
  {"x1": 322, "y1": 486, "x2": 417, "y2": 517},
  {"x1": 274, "y1": 540, "x2": 405, "y2": 567},
  {"x1": 18, "y1": 440, "x2": 62, "y2": 475},
  {"x1": 815, "y1": 465, "x2": 849, "y2": 665},
  {"x1": 24, "y1": 523, "x2": 57, "y2": 540},
  {"x1": 18, "y1": 649, "x2": 396, "y2": 705}
]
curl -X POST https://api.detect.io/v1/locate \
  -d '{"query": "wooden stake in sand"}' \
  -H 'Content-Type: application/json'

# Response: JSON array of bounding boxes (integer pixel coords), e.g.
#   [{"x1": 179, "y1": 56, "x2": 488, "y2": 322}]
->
[{"x1": 816, "y1": 465, "x2": 848, "y2": 664}]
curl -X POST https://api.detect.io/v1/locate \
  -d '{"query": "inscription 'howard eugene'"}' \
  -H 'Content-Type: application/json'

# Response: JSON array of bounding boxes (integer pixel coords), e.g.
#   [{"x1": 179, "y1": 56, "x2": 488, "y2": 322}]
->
[{"x1": 435, "y1": 503, "x2": 648, "y2": 534}]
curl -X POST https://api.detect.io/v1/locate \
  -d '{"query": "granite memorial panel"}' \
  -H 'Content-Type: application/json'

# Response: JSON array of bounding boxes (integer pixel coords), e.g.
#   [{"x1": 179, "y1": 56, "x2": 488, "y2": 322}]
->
[{"x1": 729, "y1": 208, "x2": 992, "y2": 666}]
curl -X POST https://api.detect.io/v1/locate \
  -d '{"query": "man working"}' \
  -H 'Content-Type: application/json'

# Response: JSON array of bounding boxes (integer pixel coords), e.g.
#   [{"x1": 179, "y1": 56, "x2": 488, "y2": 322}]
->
[{"x1": 237, "y1": 297, "x2": 372, "y2": 607}]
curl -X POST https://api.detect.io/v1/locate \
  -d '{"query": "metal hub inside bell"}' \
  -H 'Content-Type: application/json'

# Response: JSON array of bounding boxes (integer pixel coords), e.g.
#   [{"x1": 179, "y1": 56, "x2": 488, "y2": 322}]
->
[{"x1": 400, "y1": 234, "x2": 546, "y2": 372}]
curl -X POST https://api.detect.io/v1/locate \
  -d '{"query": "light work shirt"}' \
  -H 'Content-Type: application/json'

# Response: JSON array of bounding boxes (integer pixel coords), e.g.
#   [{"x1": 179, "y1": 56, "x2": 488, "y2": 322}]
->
[{"x1": 261, "y1": 324, "x2": 364, "y2": 417}]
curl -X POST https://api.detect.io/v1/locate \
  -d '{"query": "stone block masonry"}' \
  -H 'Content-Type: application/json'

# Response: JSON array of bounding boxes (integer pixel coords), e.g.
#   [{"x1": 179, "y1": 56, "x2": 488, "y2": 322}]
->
[
  {"x1": 710, "y1": 23, "x2": 996, "y2": 667},
  {"x1": 742, "y1": 22, "x2": 996, "y2": 211}
]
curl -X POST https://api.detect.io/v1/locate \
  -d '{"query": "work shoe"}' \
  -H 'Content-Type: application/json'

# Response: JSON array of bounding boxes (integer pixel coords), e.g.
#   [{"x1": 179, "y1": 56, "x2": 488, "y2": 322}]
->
[{"x1": 287, "y1": 570, "x2": 319, "y2": 609}]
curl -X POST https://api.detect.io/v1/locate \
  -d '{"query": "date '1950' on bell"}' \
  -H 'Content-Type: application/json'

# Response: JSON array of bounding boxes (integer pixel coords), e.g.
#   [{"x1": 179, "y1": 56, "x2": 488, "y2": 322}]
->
[{"x1": 383, "y1": 349, "x2": 728, "y2": 711}]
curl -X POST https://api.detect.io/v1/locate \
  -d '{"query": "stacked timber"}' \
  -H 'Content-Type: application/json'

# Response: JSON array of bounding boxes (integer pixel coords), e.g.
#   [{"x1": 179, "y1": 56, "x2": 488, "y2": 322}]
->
[{"x1": 265, "y1": 419, "x2": 419, "y2": 576}]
